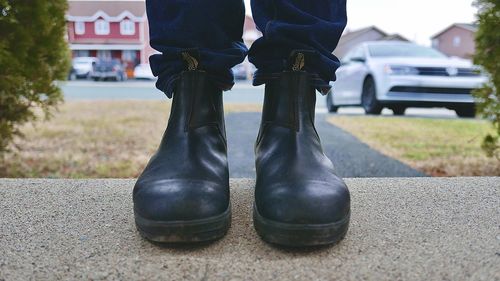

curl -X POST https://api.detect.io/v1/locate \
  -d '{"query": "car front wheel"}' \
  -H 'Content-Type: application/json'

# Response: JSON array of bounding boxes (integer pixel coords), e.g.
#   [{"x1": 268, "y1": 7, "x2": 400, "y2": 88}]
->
[
  {"x1": 326, "y1": 91, "x2": 339, "y2": 113},
  {"x1": 392, "y1": 106, "x2": 406, "y2": 116},
  {"x1": 455, "y1": 105, "x2": 476, "y2": 118},
  {"x1": 361, "y1": 77, "x2": 383, "y2": 115}
]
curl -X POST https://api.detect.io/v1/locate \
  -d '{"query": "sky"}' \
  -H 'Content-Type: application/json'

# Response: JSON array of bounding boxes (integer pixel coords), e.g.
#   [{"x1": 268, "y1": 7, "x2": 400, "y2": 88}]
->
[{"x1": 244, "y1": 0, "x2": 478, "y2": 45}]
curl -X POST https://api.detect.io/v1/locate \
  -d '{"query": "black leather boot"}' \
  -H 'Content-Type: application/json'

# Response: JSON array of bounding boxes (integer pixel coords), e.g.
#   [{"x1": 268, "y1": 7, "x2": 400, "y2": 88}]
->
[
  {"x1": 253, "y1": 65, "x2": 350, "y2": 247},
  {"x1": 133, "y1": 70, "x2": 230, "y2": 243}
]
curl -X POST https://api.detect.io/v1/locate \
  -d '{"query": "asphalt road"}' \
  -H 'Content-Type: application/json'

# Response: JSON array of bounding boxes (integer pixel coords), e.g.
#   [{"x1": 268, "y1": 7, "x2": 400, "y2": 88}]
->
[
  {"x1": 226, "y1": 112, "x2": 424, "y2": 178},
  {"x1": 60, "y1": 80, "x2": 460, "y2": 118},
  {"x1": 1, "y1": 178, "x2": 498, "y2": 280}
]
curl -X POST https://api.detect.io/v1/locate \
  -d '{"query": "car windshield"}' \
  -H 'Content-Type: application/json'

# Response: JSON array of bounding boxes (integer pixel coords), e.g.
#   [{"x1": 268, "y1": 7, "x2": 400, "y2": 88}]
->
[
  {"x1": 96, "y1": 59, "x2": 119, "y2": 66},
  {"x1": 368, "y1": 44, "x2": 447, "y2": 58},
  {"x1": 73, "y1": 58, "x2": 93, "y2": 64}
]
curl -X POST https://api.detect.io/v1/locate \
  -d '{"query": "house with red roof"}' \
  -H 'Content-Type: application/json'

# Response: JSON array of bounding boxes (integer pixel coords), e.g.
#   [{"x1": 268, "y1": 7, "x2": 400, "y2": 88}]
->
[
  {"x1": 66, "y1": 0, "x2": 156, "y2": 74},
  {"x1": 431, "y1": 23, "x2": 477, "y2": 59},
  {"x1": 66, "y1": 1, "x2": 262, "y2": 78}
]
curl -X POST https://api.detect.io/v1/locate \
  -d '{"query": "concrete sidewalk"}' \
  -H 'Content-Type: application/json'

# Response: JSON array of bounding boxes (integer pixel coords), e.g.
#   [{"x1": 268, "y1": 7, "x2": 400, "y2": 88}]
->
[{"x1": 0, "y1": 178, "x2": 498, "y2": 280}]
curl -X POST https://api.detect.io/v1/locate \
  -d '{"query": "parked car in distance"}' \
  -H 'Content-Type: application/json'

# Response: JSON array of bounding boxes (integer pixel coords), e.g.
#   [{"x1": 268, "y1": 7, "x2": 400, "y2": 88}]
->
[
  {"x1": 327, "y1": 41, "x2": 486, "y2": 117},
  {"x1": 90, "y1": 59, "x2": 127, "y2": 81},
  {"x1": 232, "y1": 63, "x2": 248, "y2": 80},
  {"x1": 133, "y1": 64, "x2": 156, "y2": 80},
  {"x1": 70, "y1": 57, "x2": 98, "y2": 80},
  {"x1": 68, "y1": 66, "x2": 77, "y2": 81}
]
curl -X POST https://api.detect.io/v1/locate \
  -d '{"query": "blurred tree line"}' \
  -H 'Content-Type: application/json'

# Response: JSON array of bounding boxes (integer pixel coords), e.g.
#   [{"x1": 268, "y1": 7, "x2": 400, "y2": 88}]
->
[
  {"x1": 0, "y1": 0, "x2": 69, "y2": 154},
  {"x1": 474, "y1": 0, "x2": 500, "y2": 159}
]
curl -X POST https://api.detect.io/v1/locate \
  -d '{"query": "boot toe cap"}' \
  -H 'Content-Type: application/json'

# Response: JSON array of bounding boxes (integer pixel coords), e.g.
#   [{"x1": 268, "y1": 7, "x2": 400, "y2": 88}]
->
[
  {"x1": 133, "y1": 179, "x2": 229, "y2": 222},
  {"x1": 256, "y1": 179, "x2": 350, "y2": 225}
]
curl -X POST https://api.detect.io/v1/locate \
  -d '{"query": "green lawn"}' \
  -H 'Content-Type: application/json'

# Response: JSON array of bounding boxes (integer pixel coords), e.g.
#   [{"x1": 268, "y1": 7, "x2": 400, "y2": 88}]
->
[{"x1": 328, "y1": 115, "x2": 499, "y2": 176}]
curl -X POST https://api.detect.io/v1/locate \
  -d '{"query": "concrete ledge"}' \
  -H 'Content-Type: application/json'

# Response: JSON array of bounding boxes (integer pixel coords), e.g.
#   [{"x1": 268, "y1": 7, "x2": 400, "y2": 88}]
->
[{"x1": 0, "y1": 178, "x2": 498, "y2": 280}]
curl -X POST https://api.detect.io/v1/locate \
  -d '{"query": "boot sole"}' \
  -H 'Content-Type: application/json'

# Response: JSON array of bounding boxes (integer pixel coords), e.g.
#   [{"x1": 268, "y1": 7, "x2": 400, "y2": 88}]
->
[
  {"x1": 135, "y1": 205, "x2": 231, "y2": 243},
  {"x1": 253, "y1": 203, "x2": 350, "y2": 247}
]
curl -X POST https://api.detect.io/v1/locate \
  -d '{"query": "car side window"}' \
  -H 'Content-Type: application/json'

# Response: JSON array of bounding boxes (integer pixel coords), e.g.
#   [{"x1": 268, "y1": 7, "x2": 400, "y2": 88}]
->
[
  {"x1": 342, "y1": 46, "x2": 365, "y2": 65},
  {"x1": 351, "y1": 46, "x2": 365, "y2": 61},
  {"x1": 341, "y1": 49, "x2": 354, "y2": 64}
]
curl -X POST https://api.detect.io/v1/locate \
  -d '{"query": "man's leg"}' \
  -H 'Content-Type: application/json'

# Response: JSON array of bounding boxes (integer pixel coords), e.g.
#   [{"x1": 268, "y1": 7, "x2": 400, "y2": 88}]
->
[
  {"x1": 147, "y1": 0, "x2": 248, "y2": 97},
  {"x1": 133, "y1": 0, "x2": 247, "y2": 243},
  {"x1": 250, "y1": 0, "x2": 351, "y2": 246},
  {"x1": 249, "y1": 0, "x2": 347, "y2": 93}
]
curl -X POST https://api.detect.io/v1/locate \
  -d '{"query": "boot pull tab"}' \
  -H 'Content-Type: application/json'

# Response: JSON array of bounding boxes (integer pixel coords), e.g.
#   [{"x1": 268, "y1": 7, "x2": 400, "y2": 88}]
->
[
  {"x1": 292, "y1": 53, "x2": 305, "y2": 71},
  {"x1": 181, "y1": 52, "x2": 199, "y2": 71}
]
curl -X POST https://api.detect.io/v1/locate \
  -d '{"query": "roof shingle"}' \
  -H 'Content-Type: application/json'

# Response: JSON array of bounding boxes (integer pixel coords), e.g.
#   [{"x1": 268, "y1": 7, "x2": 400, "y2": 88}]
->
[{"x1": 67, "y1": 0, "x2": 145, "y2": 19}]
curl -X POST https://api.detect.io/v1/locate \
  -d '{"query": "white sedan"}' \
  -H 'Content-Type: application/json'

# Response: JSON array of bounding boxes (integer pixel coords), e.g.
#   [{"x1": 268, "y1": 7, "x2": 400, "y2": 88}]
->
[
  {"x1": 133, "y1": 64, "x2": 156, "y2": 80},
  {"x1": 71, "y1": 57, "x2": 98, "y2": 79},
  {"x1": 327, "y1": 41, "x2": 487, "y2": 117}
]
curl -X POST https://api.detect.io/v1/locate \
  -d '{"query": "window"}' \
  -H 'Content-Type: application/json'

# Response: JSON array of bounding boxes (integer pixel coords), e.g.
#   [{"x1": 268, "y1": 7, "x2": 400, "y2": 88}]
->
[
  {"x1": 432, "y1": 39, "x2": 439, "y2": 48},
  {"x1": 453, "y1": 36, "x2": 461, "y2": 47},
  {"x1": 351, "y1": 46, "x2": 365, "y2": 61},
  {"x1": 94, "y1": 19, "x2": 110, "y2": 35},
  {"x1": 75, "y1": 21, "x2": 85, "y2": 35},
  {"x1": 97, "y1": 50, "x2": 112, "y2": 60},
  {"x1": 120, "y1": 20, "x2": 135, "y2": 35},
  {"x1": 75, "y1": 50, "x2": 90, "y2": 57},
  {"x1": 122, "y1": 50, "x2": 137, "y2": 62},
  {"x1": 368, "y1": 43, "x2": 446, "y2": 58}
]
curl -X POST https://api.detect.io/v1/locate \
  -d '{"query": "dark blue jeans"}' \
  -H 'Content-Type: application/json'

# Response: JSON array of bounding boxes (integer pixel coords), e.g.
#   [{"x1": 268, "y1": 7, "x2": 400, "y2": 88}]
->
[{"x1": 146, "y1": 0, "x2": 347, "y2": 98}]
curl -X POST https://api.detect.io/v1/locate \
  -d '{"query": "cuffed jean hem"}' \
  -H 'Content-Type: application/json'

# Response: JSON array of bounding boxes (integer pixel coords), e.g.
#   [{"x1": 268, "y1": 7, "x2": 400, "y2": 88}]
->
[
  {"x1": 253, "y1": 70, "x2": 332, "y2": 95},
  {"x1": 249, "y1": 50, "x2": 336, "y2": 95},
  {"x1": 157, "y1": 70, "x2": 235, "y2": 99}
]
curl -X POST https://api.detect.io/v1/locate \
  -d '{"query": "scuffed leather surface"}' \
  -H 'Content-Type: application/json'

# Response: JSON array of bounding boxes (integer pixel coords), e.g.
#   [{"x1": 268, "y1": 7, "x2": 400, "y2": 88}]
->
[
  {"x1": 255, "y1": 71, "x2": 350, "y2": 224},
  {"x1": 134, "y1": 71, "x2": 229, "y2": 221}
]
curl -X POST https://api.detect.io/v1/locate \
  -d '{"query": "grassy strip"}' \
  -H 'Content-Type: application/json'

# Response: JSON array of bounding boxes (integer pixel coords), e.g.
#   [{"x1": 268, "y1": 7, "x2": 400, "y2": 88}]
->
[
  {"x1": 327, "y1": 115, "x2": 500, "y2": 176},
  {"x1": 0, "y1": 101, "x2": 261, "y2": 178},
  {"x1": 3, "y1": 101, "x2": 497, "y2": 178}
]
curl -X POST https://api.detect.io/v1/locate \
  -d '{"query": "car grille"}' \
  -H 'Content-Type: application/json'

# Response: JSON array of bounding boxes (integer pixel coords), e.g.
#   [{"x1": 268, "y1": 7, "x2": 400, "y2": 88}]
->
[
  {"x1": 389, "y1": 86, "x2": 473, "y2": 95},
  {"x1": 415, "y1": 67, "x2": 480, "y2": 77},
  {"x1": 95, "y1": 65, "x2": 114, "y2": 72}
]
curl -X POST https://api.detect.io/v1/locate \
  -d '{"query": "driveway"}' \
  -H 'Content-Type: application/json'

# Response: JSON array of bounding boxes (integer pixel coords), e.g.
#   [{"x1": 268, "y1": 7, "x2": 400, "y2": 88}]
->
[{"x1": 226, "y1": 112, "x2": 425, "y2": 178}]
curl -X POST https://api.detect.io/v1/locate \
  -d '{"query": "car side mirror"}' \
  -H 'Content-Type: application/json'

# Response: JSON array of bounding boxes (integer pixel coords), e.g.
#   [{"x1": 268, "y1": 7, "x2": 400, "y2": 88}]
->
[{"x1": 351, "y1": 57, "x2": 366, "y2": 63}]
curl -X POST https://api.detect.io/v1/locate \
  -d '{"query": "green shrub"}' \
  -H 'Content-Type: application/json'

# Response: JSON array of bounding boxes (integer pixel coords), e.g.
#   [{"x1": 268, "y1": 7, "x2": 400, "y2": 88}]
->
[
  {"x1": 473, "y1": 0, "x2": 500, "y2": 158},
  {"x1": 0, "y1": 0, "x2": 69, "y2": 154}
]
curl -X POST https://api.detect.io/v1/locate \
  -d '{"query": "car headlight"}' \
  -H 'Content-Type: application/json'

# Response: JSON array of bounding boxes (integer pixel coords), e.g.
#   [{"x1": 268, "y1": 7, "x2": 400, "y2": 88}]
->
[{"x1": 384, "y1": 65, "x2": 419, "y2": 75}]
